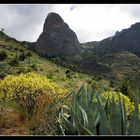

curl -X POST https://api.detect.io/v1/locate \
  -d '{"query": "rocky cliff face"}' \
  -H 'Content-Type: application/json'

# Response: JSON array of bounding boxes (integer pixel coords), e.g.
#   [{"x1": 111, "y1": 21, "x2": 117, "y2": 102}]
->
[
  {"x1": 82, "y1": 22, "x2": 140, "y2": 57},
  {"x1": 79, "y1": 22, "x2": 140, "y2": 81},
  {"x1": 94, "y1": 22, "x2": 140, "y2": 57},
  {"x1": 34, "y1": 12, "x2": 80, "y2": 59}
]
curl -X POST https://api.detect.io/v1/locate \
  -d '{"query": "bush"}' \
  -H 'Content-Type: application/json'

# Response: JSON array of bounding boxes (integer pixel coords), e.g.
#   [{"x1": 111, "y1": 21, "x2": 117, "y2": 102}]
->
[
  {"x1": 55, "y1": 57, "x2": 61, "y2": 63},
  {"x1": 17, "y1": 66, "x2": 27, "y2": 74},
  {"x1": 0, "y1": 73, "x2": 68, "y2": 122},
  {"x1": 30, "y1": 63, "x2": 38, "y2": 71},
  {"x1": 46, "y1": 72, "x2": 54, "y2": 79},
  {"x1": 90, "y1": 80, "x2": 99, "y2": 89},
  {"x1": 101, "y1": 91, "x2": 135, "y2": 117},
  {"x1": 65, "y1": 69, "x2": 73, "y2": 78},
  {"x1": 8, "y1": 56, "x2": 19, "y2": 66},
  {"x1": 0, "y1": 50, "x2": 7, "y2": 61},
  {"x1": 70, "y1": 64, "x2": 77, "y2": 70},
  {"x1": 65, "y1": 69, "x2": 71, "y2": 75},
  {"x1": 19, "y1": 52, "x2": 26, "y2": 61}
]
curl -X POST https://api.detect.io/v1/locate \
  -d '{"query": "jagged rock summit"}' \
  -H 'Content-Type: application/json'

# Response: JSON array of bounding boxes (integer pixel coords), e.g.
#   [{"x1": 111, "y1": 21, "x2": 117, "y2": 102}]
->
[{"x1": 34, "y1": 12, "x2": 80, "y2": 59}]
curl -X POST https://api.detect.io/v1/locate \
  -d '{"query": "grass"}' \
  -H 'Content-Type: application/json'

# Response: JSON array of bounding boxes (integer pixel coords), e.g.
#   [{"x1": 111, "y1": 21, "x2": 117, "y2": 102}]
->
[
  {"x1": 1, "y1": 30, "x2": 140, "y2": 135},
  {"x1": 0, "y1": 31, "x2": 92, "y2": 92}
]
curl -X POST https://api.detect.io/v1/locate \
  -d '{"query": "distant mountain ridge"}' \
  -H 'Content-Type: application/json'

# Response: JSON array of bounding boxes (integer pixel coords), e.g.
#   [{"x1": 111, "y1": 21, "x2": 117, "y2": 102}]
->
[
  {"x1": 83, "y1": 21, "x2": 140, "y2": 57},
  {"x1": 29, "y1": 12, "x2": 140, "y2": 82}
]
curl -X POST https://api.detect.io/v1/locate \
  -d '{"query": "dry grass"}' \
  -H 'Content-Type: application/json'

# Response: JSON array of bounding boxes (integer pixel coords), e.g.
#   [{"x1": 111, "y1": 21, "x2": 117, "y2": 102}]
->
[{"x1": 0, "y1": 108, "x2": 30, "y2": 135}]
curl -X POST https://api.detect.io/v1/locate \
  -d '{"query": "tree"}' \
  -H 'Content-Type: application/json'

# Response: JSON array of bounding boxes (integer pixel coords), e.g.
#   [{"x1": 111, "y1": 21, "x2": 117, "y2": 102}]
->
[
  {"x1": 26, "y1": 51, "x2": 32, "y2": 67},
  {"x1": 1, "y1": 28, "x2": 4, "y2": 32},
  {"x1": 0, "y1": 50, "x2": 7, "y2": 61}
]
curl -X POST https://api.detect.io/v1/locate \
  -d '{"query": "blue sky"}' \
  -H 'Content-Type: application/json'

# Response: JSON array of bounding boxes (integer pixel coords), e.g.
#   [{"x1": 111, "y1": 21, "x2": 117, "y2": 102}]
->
[{"x1": 0, "y1": 4, "x2": 140, "y2": 43}]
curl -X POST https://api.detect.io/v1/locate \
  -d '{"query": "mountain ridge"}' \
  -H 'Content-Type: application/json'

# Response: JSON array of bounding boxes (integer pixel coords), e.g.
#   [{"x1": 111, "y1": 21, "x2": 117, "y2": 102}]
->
[{"x1": 2, "y1": 12, "x2": 140, "y2": 83}]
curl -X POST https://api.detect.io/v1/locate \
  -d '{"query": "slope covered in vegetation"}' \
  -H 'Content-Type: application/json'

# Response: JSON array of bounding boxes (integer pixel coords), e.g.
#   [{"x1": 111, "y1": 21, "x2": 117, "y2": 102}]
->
[{"x1": 0, "y1": 30, "x2": 140, "y2": 135}]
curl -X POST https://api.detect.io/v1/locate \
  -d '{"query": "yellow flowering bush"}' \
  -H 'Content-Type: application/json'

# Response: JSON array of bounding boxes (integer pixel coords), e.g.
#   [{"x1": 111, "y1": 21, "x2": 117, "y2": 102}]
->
[
  {"x1": 0, "y1": 72, "x2": 68, "y2": 120},
  {"x1": 101, "y1": 91, "x2": 136, "y2": 117}
]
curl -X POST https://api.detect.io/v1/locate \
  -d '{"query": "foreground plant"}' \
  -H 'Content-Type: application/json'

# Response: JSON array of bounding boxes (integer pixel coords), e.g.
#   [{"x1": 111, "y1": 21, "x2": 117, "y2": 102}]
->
[
  {"x1": 0, "y1": 72, "x2": 68, "y2": 122},
  {"x1": 58, "y1": 84, "x2": 140, "y2": 135}
]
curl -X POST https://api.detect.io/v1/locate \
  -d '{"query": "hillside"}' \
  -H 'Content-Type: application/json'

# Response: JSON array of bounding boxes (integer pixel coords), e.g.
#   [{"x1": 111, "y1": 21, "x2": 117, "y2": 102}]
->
[
  {"x1": 0, "y1": 30, "x2": 99, "y2": 135},
  {"x1": 0, "y1": 31, "x2": 92, "y2": 91}
]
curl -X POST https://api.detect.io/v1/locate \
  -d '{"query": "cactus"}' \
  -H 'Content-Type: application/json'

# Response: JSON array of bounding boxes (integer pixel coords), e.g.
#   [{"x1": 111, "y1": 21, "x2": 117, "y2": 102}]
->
[{"x1": 58, "y1": 84, "x2": 140, "y2": 135}]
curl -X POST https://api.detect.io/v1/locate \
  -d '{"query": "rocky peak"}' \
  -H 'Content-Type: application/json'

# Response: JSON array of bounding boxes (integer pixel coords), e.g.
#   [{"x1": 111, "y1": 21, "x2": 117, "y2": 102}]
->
[
  {"x1": 130, "y1": 22, "x2": 140, "y2": 30},
  {"x1": 43, "y1": 12, "x2": 65, "y2": 31},
  {"x1": 34, "y1": 12, "x2": 80, "y2": 58}
]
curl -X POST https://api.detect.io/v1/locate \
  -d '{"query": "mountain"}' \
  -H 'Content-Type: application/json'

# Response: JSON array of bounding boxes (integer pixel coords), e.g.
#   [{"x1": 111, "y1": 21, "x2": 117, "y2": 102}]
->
[
  {"x1": 34, "y1": 12, "x2": 80, "y2": 60},
  {"x1": 82, "y1": 22, "x2": 140, "y2": 56},
  {"x1": 80, "y1": 22, "x2": 140, "y2": 82},
  {"x1": 29, "y1": 12, "x2": 140, "y2": 83}
]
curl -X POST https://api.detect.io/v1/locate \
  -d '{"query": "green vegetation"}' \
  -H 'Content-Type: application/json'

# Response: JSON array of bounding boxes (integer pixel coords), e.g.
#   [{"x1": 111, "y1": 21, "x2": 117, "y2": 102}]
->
[
  {"x1": 0, "y1": 50, "x2": 7, "y2": 61},
  {"x1": 0, "y1": 31, "x2": 140, "y2": 135},
  {"x1": 0, "y1": 31, "x2": 93, "y2": 135},
  {"x1": 58, "y1": 84, "x2": 140, "y2": 135},
  {"x1": 0, "y1": 73, "x2": 68, "y2": 133}
]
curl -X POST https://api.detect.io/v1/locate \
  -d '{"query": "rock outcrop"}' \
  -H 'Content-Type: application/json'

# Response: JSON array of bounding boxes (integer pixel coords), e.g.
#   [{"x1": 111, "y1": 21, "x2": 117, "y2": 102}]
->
[{"x1": 34, "y1": 12, "x2": 80, "y2": 59}]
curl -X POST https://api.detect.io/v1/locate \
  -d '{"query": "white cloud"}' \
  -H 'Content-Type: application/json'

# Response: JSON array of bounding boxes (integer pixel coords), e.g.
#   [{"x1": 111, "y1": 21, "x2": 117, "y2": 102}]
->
[
  {"x1": 51, "y1": 4, "x2": 140, "y2": 42},
  {"x1": 0, "y1": 4, "x2": 140, "y2": 43}
]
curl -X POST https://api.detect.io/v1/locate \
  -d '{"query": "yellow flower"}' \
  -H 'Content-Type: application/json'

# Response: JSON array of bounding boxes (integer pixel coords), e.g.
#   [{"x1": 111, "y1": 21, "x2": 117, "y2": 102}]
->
[{"x1": 101, "y1": 91, "x2": 135, "y2": 116}]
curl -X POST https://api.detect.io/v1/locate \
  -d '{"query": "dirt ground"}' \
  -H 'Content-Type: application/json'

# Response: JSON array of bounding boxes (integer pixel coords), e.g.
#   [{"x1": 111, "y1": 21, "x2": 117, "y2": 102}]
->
[{"x1": 0, "y1": 108, "x2": 30, "y2": 135}]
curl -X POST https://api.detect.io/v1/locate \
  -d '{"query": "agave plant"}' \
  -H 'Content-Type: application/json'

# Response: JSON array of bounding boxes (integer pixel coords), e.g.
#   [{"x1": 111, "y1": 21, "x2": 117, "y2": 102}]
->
[{"x1": 57, "y1": 83, "x2": 140, "y2": 135}]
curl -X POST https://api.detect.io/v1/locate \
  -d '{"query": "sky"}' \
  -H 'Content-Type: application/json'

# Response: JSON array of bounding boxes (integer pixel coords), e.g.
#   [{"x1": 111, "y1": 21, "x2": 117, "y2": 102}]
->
[{"x1": 0, "y1": 4, "x2": 140, "y2": 43}]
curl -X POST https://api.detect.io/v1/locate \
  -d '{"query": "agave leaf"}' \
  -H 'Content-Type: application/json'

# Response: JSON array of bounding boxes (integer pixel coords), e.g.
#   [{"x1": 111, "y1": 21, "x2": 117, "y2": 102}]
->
[
  {"x1": 87, "y1": 84, "x2": 93, "y2": 104},
  {"x1": 61, "y1": 114, "x2": 78, "y2": 135},
  {"x1": 118, "y1": 93, "x2": 127, "y2": 135},
  {"x1": 57, "y1": 119, "x2": 67, "y2": 135},
  {"x1": 70, "y1": 104, "x2": 81, "y2": 134},
  {"x1": 78, "y1": 121, "x2": 94, "y2": 135},
  {"x1": 94, "y1": 112, "x2": 100, "y2": 126},
  {"x1": 97, "y1": 86, "x2": 104, "y2": 96},
  {"x1": 86, "y1": 109, "x2": 97, "y2": 134},
  {"x1": 109, "y1": 94, "x2": 122, "y2": 135},
  {"x1": 56, "y1": 112, "x2": 68, "y2": 135},
  {"x1": 78, "y1": 84, "x2": 88, "y2": 109},
  {"x1": 104, "y1": 97, "x2": 111, "y2": 120},
  {"x1": 129, "y1": 97, "x2": 140, "y2": 135},
  {"x1": 96, "y1": 93, "x2": 109, "y2": 135},
  {"x1": 79, "y1": 105, "x2": 88, "y2": 126}
]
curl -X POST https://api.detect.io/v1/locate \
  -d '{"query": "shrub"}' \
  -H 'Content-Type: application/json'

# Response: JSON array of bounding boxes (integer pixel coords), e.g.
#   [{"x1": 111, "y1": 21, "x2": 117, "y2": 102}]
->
[
  {"x1": 30, "y1": 63, "x2": 38, "y2": 71},
  {"x1": 19, "y1": 52, "x2": 26, "y2": 61},
  {"x1": 65, "y1": 69, "x2": 73, "y2": 78},
  {"x1": 17, "y1": 66, "x2": 27, "y2": 74},
  {"x1": 70, "y1": 64, "x2": 77, "y2": 70},
  {"x1": 25, "y1": 51, "x2": 32, "y2": 57},
  {"x1": 55, "y1": 57, "x2": 61, "y2": 63},
  {"x1": 0, "y1": 73, "x2": 68, "y2": 122},
  {"x1": 26, "y1": 51, "x2": 32, "y2": 66},
  {"x1": 65, "y1": 69, "x2": 71, "y2": 75},
  {"x1": 8, "y1": 56, "x2": 19, "y2": 66},
  {"x1": 46, "y1": 72, "x2": 54, "y2": 79},
  {"x1": 101, "y1": 91, "x2": 135, "y2": 117},
  {"x1": 90, "y1": 80, "x2": 99, "y2": 89},
  {"x1": 66, "y1": 73, "x2": 73, "y2": 79},
  {"x1": 0, "y1": 50, "x2": 7, "y2": 61}
]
